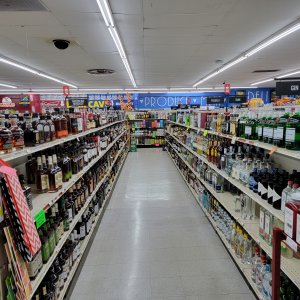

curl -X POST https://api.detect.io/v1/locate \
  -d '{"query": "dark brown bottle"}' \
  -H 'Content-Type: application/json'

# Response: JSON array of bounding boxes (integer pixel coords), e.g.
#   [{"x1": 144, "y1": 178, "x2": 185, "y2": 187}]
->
[
  {"x1": 24, "y1": 113, "x2": 39, "y2": 146},
  {"x1": 36, "y1": 157, "x2": 49, "y2": 193},
  {"x1": 36, "y1": 115, "x2": 46, "y2": 144},
  {"x1": 47, "y1": 156, "x2": 58, "y2": 193},
  {"x1": 9, "y1": 114, "x2": 24, "y2": 149},
  {"x1": 53, "y1": 154, "x2": 63, "y2": 190}
]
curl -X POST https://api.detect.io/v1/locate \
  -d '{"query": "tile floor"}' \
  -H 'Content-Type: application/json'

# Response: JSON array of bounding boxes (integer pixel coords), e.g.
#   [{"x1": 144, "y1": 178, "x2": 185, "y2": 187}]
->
[{"x1": 69, "y1": 149, "x2": 256, "y2": 300}]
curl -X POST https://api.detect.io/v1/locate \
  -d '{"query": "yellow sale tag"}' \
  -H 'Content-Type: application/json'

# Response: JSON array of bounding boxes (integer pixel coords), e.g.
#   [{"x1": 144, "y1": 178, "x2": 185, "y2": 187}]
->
[{"x1": 203, "y1": 130, "x2": 208, "y2": 137}]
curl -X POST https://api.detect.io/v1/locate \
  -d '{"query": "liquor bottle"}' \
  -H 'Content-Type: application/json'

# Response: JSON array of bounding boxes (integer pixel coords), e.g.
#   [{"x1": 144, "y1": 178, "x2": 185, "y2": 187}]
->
[
  {"x1": 285, "y1": 113, "x2": 300, "y2": 150},
  {"x1": 47, "y1": 156, "x2": 59, "y2": 193},
  {"x1": 53, "y1": 154, "x2": 63, "y2": 190},
  {"x1": 26, "y1": 155, "x2": 36, "y2": 184},
  {"x1": 24, "y1": 113, "x2": 39, "y2": 146},
  {"x1": 9, "y1": 114, "x2": 24, "y2": 149},
  {"x1": 251, "y1": 247, "x2": 262, "y2": 283},
  {"x1": 19, "y1": 174, "x2": 33, "y2": 210},
  {"x1": 36, "y1": 157, "x2": 49, "y2": 193},
  {"x1": 281, "y1": 177, "x2": 293, "y2": 212},
  {"x1": 43, "y1": 115, "x2": 51, "y2": 143},
  {"x1": 46, "y1": 115, "x2": 56, "y2": 141},
  {"x1": 38, "y1": 228, "x2": 50, "y2": 263},
  {"x1": 0, "y1": 114, "x2": 12, "y2": 153},
  {"x1": 256, "y1": 252, "x2": 266, "y2": 292},
  {"x1": 262, "y1": 259, "x2": 272, "y2": 300},
  {"x1": 36, "y1": 114, "x2": 46, "y2": 144},
  {"x1": 53, "y1": 111, "x2": 63, "y2": 138}
]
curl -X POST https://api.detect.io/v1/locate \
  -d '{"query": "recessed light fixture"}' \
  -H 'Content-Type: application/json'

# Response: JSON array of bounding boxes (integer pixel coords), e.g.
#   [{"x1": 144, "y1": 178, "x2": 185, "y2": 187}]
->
[
  {"x1": 194, "y1": 19, "x2": 300, "y2": 87},
  {"x1": 96, "y1": 0, "x2": 137, "y2": 87},
  {"x1": 0, "y1": 56, "x2": 77, "y2": 88},
  {"x1": 277, "y1": 70, "x2": 300, "y2": 79}
]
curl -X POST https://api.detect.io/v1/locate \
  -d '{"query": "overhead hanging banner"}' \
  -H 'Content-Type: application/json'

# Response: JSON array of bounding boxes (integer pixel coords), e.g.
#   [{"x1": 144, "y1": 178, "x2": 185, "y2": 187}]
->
[{"x1": 276, "y1": 81, "x2": 300, "y2": 96}]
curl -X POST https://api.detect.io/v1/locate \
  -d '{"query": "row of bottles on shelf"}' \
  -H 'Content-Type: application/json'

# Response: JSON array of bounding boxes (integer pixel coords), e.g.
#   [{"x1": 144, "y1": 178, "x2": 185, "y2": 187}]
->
[
  {"x1": 135, "y1": 137, "x2": 165, "y2": 146},
  {"x1": 0, "y1": 109, "x2": 124, "y2": 153},
  {"x1": 168, "y1": 109, "x2": 300, "y2": 150},
  {"x1": 22, "y1": 124, "x2": 125, "y2": 197},
  {"x1": 132, "y1": 128, "x2": 165, "y2": 138},
  {"x1": 169, "y1": 148, "x2": 300, "y2": 299},
  {"x1": 130, "y1": 119, "x2": 165, "y2": 129},
  {"x1": 170, "y1": 126, "x2": 300, "y2": 212},
  {"x1": 26, "y1": 147, "x2": 125, "y2": 282},
  {"x1": 168, "y1": 144, "x2": 300, "y2": 259},
  {"x1": 127, "y1": 111, "x2": 167, "y2": 120},
  {"x1": 31, "y1": 155, "x2": 124, "y2": 300}
]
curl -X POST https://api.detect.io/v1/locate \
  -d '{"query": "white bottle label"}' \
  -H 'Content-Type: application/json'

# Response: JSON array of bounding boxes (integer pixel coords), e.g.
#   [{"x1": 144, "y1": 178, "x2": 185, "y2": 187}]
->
[
  {"x1": 257, "y1": 126, "x2": 262, "y2": 137},
  {"x1": 272, "y1": 190, "x2": 281, "y2": 203},
  {"x1": 260, "y1": 184, "x2": 268, "y2": 196},
  {"x1": 297, "y1": 214, "x2": 300, "y2": 244},
  {"x1": 284, "y1": 207, "x2": 294, "y2": 238},
  {"x1": 245, "y1": 126, "x2": 252, "y2": 135},
  {"x1": 286, "y1": 128, "x2": 296, "y2": 142},
  {"x1": 274, "y1": 127, "x2": 284, "y2": 140},
  {"x1": 258, "y1": 182, "x2": 262, "y2": 194},
  {"x1": 80, "y1": 226, "x2": 85, "y2": 239}
]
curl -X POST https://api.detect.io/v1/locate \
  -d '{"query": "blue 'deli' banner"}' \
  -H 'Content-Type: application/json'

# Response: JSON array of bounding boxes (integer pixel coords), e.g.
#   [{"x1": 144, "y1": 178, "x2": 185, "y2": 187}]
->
[{"x1": 136, "y1": 88, "x2": 272, "y2": 109}]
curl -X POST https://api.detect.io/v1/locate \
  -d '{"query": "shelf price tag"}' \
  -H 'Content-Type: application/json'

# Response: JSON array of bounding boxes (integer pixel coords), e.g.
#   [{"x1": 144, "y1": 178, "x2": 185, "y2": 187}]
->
[
  {"x1": 34, "y1": 209, "x2": 46, "y2": 229},
  {"x1": 231, "y1": 136, "x2": 237, "y2": 144},
  {"x1": 203, "y1": 130, "x2": 208, "y2": 137},
  {"x1": 286, "y1": 237, "x2": 298, "y2": 252}
]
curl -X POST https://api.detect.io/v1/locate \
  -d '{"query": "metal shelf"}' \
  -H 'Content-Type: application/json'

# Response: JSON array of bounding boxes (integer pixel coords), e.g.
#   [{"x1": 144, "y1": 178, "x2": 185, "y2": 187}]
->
[
  {"x1": 30, "y1": 140, "x2": 129, "y2": 298},
  {"x1": 0, "y1": 120, "x2": 125, "y2": 162},
  {"x1": 167, "y1": 142, "x2": 300, "y2": 290},
  {"x1": 166, "y1": 149, "x2": 264, "y2": 300},
  {"x1": 31, "y1": 130, "x2": 127, "y2": 217},
  {"x1": 167, "y1": 120, "x2": 300, "y2": 160},
  {"x1": 57, "y1": 150, "x2": 128, "y2": 300},
  {"x1": 166, "y1": 131, "x2": 285, "y2": 222}
]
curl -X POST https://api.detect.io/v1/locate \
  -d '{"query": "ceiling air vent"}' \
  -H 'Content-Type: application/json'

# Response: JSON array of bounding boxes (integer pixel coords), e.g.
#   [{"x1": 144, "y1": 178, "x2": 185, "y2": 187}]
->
[
  {"x1": 0, "y1": 0, "x2": 48, "y2": 11},
  {"x1": 253, "y1": 69, "x2": 280, "y2": 73},
  {"x1": 87, "y1": 69, "x2": 115, "y2": 76}
]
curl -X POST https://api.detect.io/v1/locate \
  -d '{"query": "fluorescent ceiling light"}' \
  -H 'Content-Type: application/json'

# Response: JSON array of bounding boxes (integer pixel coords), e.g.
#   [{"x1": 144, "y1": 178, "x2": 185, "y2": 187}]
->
[
  {"x1": 277, "y1": 70, "x2": 300, "y2": 79},
  {"x1": 194, "y1": 19, "x2": 300, "y2": 87},
  {"x1": 96, "y1": 0, "x2": 137, "y2": 87},
  {"x1": 0, "y1": 82, "x2": 17, "y2": 89},
  {"x1": 0, "y1": 56, "x2": 78, "y2": 88},
  {"x1": 78, "y1": 88, "x2": 124, "y2": 91},
  {"x1": 251, "y1": 78, "x2": 274, "y2": 86},
  {"x1": 246, "y1": 22, "x2": 300, "y2": 57}
]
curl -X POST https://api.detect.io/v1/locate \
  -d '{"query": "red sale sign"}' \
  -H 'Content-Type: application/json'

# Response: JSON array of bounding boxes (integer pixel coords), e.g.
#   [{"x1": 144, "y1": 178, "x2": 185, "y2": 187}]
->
[
  {"x1": 63, "y1": 85, "x2": 70, "y2": 96},
  {"x1": 224, "y1": 83, "x2": 231, "y2": 95}
]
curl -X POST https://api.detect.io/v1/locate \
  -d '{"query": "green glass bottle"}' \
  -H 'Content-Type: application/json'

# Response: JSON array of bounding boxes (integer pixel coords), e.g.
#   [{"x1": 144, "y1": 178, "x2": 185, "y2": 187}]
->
[{"x1": 285, "y1": 112, "x2": 300, "y2": 150}]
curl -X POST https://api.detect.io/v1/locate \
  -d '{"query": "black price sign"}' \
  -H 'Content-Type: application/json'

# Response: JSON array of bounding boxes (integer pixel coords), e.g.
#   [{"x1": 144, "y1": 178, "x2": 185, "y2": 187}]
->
[
  {"x1": 276, "y1": 81, "x2": 300, "y2": 96},
  {"x1": 207, "y1": 97, "x2": 225, "y2": 105},
  {"x1": 66, "y1": 97, "x2": 88, "y2": 108},
  {"x1": 229, "y1": 96, "x2": 247, "y2": 104}
]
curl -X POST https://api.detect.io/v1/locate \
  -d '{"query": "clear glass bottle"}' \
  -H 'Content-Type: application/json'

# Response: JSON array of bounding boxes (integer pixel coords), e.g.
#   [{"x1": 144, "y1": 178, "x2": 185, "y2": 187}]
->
[
  {"x1": 251, "y1": 246, "x2": 261, "y2": 283},
  {"x1": 262, "y1": 259, "x2": 272, "y2": 300},
  {"x1": 242, "y1": 234, "x2": 252, "y2": 264}
]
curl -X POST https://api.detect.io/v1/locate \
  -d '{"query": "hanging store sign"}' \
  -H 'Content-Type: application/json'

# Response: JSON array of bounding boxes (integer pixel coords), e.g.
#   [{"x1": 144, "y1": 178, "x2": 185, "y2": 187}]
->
[
  {"x1": 224, "y1": 83, "x2": 231, "y2": 95},
  {"x1": 0, "y1": 97, "x2": 15, "y2": 108},
  {"x1": 206, "y1": 97, "x2": 225, "y2": 105},
  {"x1": 276, "y1": 81, "x2": 300, "y2": 96},
  {"x1": 65, "y1": 96, "x2": 88, "y2": 108},
  {"x1": 87, "y1": 99, "x2": 112, "y2": 109},
  {"x1": 229, "y1": 96, "x2": 247, "y2": 104},
  {"x1": 19, "y1": 96, "x2": 30, "y2": 106},
  {"x1": 63, "y1": 85, "x2": 70, "y2": 96}
]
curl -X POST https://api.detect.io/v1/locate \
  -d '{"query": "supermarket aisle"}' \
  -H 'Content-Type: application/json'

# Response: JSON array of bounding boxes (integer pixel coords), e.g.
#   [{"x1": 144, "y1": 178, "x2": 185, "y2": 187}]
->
[{"x1": 69, "y1": 149, "x2": 255, "y2": 300}]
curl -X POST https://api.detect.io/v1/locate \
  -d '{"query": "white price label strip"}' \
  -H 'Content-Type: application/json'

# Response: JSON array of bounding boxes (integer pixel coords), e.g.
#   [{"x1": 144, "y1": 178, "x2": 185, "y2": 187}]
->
[{"x1": 286, "y1": 236, "x2": 298, "y2": 252}]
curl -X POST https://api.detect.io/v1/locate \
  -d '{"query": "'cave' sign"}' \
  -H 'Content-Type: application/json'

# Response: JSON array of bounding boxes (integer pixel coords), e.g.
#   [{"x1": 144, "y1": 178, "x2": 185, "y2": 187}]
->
[{"x1": 87, "y1": 100, "x2": 112, "y2": 108}]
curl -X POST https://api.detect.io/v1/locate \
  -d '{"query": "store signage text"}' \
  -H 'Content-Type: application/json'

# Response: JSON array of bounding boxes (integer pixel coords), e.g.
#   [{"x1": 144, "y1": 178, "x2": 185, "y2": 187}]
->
[
  {"x1": 87, "y1": 100, "x2": 112, "y2": 108},
  {"x1": 276, "y1": 81, "x2": 300, "y2": 96}
]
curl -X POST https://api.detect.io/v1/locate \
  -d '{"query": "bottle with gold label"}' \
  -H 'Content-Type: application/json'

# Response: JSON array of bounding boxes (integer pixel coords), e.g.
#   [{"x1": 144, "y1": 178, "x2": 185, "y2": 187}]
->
[
  {"x1": 53, "y1": 154, "x2": 63, "y2": 190},
  {"x1": 9, "y1": 114, "x2": 24, "y2": 149}
]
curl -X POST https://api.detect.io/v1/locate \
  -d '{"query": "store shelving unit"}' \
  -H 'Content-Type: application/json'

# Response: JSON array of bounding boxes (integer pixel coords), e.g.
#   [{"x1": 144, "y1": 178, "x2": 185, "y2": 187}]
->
[
  {"x1": 129, "y1": 118, "x2": 166, "y2": 148},
  {"x1": 31, "y1": 129, "x2": 127, "y2": 217},
  {"x1": 0, "y1": 120, "x2": 125, "y2": 162},
  {"x1": 30, "y1": 138, "x2": 129, "y2": 298},
  {"x1": 167, "y1": 120, "x2": 300, "y2": 160},
  {"x1": 58, "y1": 150, "x2": 128, "y2": 300},
  {"x1": 166, "y1": 148, "x2": 264, "y2": 300},
  {"x1": 166, "y1": 130, "x2": 300, "y2": 290}
]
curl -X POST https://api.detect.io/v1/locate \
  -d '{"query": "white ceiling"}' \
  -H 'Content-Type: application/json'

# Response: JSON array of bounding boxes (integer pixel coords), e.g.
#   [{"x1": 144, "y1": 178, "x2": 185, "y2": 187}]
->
[{"x1": 0, "y1": 0, "x2": 300, "y2": 89}]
